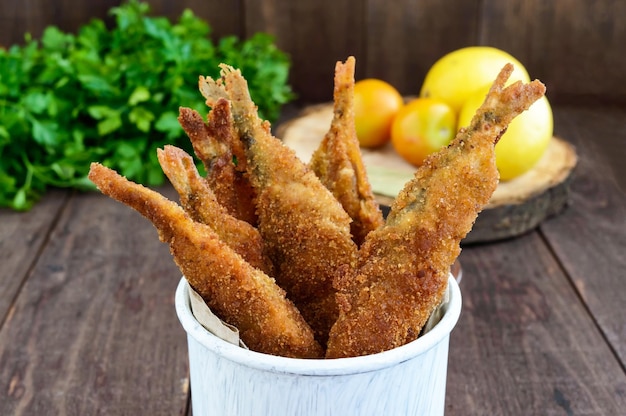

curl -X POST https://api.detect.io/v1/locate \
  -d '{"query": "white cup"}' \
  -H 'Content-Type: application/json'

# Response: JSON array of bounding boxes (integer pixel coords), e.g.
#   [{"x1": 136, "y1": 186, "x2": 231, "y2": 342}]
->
[{"x1": 175, "y1": 274, "x2": 461, "y2": 416}]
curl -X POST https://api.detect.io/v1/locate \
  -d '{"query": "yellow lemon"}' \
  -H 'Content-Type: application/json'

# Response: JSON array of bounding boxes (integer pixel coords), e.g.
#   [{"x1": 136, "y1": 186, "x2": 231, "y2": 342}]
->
[
  {"x1": 458, "y1": 88, "x2": 554, "y2": 180},
  {"x1": 420, "y1": 46, "x2": 531, "y2": 113}
]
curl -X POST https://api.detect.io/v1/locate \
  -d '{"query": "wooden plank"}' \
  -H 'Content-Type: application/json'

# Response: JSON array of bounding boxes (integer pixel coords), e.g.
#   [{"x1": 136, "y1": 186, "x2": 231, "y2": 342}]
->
[
  {"x1": 0, "y1": 190, "x2": 69, "y2": 325},
  {"x1": 244, "y1": 0, "x2": 367, "y2": 103},
  {"x1": 0, "y1": 0, "x2": 117, "y2": 47},
  {"x1": 447, "y1": 233, "x2": 626, "y2": 415},
  {"x1": 0, "y1": 188, "x2": 190, "y2": 415},
  {"x1": 551, "y1": 105, "x2": 626, "y2": 194},
  {"x1": 0, "y1": 0, "x2": 241, "y2": 48},
  {"x1": 146, "y1": 0, "x2": 243, "y2": 39},
  {"x1": 3, "y1": 0, "x2": 626, "y2": 105},
  {"x1": 363, "y1": 0, "x2": 481, "y2": 96},
  {"x1": 539, "y1": 106, "x2": 626, "y2": 363},
  {"x1": 478, "y1": 0, "x2": 626, "y2": 104}
]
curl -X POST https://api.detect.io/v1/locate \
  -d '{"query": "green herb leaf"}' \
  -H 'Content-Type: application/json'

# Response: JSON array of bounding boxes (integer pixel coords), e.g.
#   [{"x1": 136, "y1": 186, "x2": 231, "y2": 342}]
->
[
  {"x1": 128, "y1": 86, "x2": 151, "y2": 105},
  {"x1": 0, "y1": 0, "x2": 294, "y2": 210}
]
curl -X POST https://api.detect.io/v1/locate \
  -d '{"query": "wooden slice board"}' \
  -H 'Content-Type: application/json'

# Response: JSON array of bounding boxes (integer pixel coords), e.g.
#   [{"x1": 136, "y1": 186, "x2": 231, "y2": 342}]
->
[{"x1": 277, "y1": 102, "x2": 578, "y2": 244}]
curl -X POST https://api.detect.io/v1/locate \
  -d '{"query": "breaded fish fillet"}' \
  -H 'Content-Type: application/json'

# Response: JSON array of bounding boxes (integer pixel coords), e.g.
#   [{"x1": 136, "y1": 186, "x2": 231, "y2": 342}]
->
[
  {"x1": 199, "y1": 66, "x2": 358, "y2": 347},
  {"x1": 178, "y1": 101, "x2": 257, "y2": 225},
  {"x1": 157, "y1": 145, "x2": 273, "y2": 275},
  {"x1": 326, "y1": 64, "x2": 546, "y2": 358},
  {"x1": 309, "y1": 56, "x2": 384, "y2": 246},
  {"x1": 88, "y1": 162, "x2": 323, "y2": 358}
]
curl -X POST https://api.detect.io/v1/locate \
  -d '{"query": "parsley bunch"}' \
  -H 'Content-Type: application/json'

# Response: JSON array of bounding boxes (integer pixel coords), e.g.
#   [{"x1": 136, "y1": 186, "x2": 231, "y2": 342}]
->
[{"x1": 0, "y1": 0, "x2": 294, "y2": 210}]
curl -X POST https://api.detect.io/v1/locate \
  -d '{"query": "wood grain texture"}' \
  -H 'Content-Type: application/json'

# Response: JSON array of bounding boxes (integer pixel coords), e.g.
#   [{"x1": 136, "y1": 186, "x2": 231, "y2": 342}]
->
[
  {"x1": 147, "y1": 0, "x2": 243, "y2": 39},
  {"x1": 1, "y1": 0, "x2": 625, "y2": 103},
  {"x1": 539, "y1": 106, "x2": 626, "y2": 363},
  {"x1": 363, "y1": 0, "x2": 481, "y2": 96},
  {"x1": 0, "y1": 190, "x2": 68, "y2": 325},
  {"x1": 0, "y1": 0, "x2": 116, "y2": 47},
  {"x1": 0, "y1": 106, "x2": 623, "y2": 414},
  {"x1": 0, "y1": 188, "x2": 190, "y2": 415},
  {"x1": 478, "y1": 0, "x2": 626, "y2": 104},
  {"x1": 447, "y1": 234, "x2": 626, "y2": 415},
  {"x1": 244, "y1": 0, "x2": 367, "y2": 102}
]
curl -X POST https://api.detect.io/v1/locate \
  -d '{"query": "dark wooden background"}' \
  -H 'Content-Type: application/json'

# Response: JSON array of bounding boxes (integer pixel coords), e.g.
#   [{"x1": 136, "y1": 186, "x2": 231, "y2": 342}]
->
[
  {"x1": 2, "y1": 2, "x2": 626, "y2": 415},
  {"x1": 1, "y1": 0, "x2": 625, "y2": 105}
]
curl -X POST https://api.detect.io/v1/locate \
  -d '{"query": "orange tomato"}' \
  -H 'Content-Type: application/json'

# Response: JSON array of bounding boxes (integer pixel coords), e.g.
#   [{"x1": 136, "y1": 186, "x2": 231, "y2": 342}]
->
[
  {"x1": 391, "y1": 98, "x2": 457, "y2": 166},
  {"x1": 354, "y1": 79, "x2": 404, "y2": 148}
]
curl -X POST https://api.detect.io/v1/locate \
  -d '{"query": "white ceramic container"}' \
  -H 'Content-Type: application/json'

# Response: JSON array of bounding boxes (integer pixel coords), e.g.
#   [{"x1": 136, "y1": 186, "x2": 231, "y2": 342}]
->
[{"x1": 175, "y1": 274, "x2": 462, "y2": 416}]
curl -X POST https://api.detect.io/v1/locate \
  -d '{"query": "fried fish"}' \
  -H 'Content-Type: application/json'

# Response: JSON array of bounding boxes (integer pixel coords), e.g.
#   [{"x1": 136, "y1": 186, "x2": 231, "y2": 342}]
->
[
  {"x1": 157, "y1": 144, "x2": 273, "y2": 275},
  {"x1": 326, "y1": 64, "x2": 546, "y2": 358},
  {"x1": 88, "y1": 162, "x2": 322, "y2": 358},
  {"x1": 199, "y1": 66, "x2": 358, "y2": 346},
  {"x1": 309, "y1": 56, "x2": 384, "y2": 246},
  {"x1": 178, "y1": 100, "x2": 257, "y2": 225}
]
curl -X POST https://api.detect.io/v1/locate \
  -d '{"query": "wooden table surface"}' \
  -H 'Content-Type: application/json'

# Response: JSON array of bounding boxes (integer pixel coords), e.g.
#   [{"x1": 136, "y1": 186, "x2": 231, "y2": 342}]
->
[{"x1": 0, "y1": 103, "x2": 625, "y2": 415}]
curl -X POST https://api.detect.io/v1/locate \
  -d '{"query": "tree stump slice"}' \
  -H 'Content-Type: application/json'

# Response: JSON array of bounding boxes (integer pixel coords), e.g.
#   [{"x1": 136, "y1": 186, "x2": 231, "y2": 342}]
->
[{"x1": 277, "y1": 103, "x2": 578, "y2": 244}]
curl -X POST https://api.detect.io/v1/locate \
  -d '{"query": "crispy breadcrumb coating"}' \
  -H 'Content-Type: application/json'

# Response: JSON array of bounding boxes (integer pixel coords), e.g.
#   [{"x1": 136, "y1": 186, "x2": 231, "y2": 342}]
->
[
  {"x1": 309, "y1": 56, "x2": 384, "y2": 246},
  {"x1": 88, "y1": 162, "x2": 322, "y2": 358},
  {"x1": 178, "y1": 100, "x2": 257, "y2": 225},
  {"x1": 157, "y1": 145, "x2": 273, "y2": 275},
  {"x1": 326, "y1": 64, "x2": 546, "y2": 358},
  {"x1": 199, "y1": 66, "x2": 358, "y2": 347}
]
